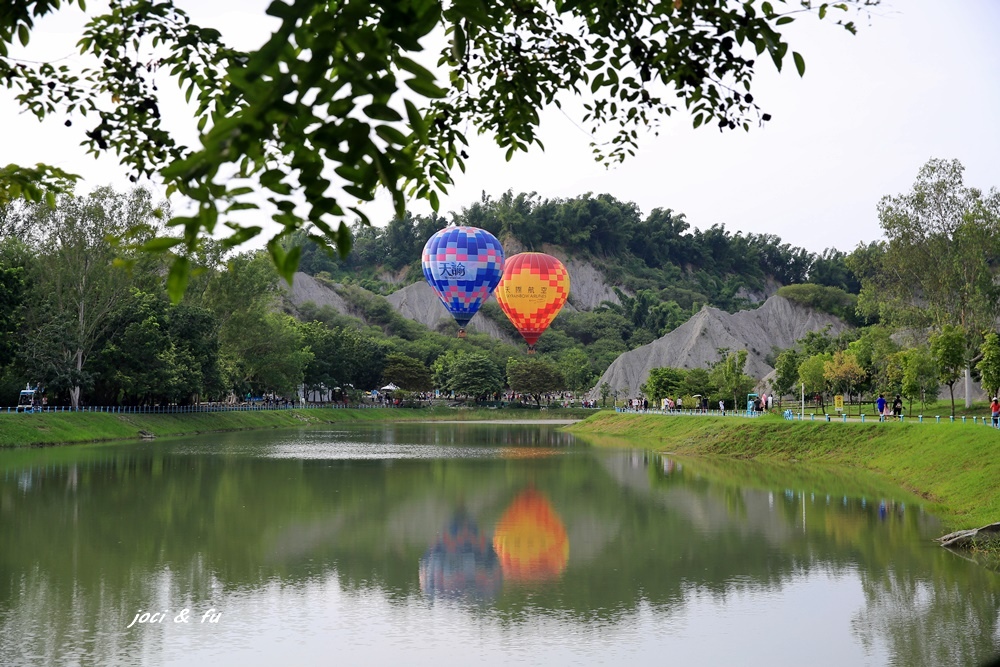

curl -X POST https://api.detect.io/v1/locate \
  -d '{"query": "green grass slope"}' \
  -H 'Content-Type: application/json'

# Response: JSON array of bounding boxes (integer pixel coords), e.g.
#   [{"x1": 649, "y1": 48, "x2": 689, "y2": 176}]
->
[
  {"x1": 567, "y1": 412, "x2": 1000, "y2": 529},
  {"x1": 0, "y1": 407, "x2": 593, "y2": 448}
]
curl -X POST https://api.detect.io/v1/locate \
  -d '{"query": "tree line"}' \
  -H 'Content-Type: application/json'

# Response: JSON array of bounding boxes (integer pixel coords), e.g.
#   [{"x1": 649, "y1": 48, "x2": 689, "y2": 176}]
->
[
  {"x1": 0, "y1": 188, "x2": 602, "y2": 406},
  {"x1": 0, "y1": 183, "x2": 861, "y2": 409},
  {"x1": 3, "y1": 158, "x2": 993, "y2": 413}
]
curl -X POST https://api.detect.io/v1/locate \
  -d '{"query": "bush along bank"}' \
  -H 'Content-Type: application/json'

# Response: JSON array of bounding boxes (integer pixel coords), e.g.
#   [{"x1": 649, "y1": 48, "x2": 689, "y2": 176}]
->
[
  {"x1": 566, "y1": 411, "x2": 1000, "y2": 531},
  {"x1": 0, "y1": 406, "x2": 596, "y2": 448}
]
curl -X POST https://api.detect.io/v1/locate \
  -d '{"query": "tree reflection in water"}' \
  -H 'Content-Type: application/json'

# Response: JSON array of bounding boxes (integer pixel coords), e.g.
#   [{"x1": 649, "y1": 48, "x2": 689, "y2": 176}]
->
[{"x1": 0, "y1": 424, "x2": 998, "y2": 666}]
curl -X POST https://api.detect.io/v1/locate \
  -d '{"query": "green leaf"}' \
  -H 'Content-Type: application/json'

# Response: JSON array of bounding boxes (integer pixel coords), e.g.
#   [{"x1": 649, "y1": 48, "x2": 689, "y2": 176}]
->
[
  {"x1": 225, "y1": 202, "x2": 260, "y2": 212},
  {"x1": 404, "y1": 77, "x2": 447, "y2": 99},
  {"x1": 363, "y1": 103, "x2": 403, "y2": 122},
  {"x1": 375, "y1": 124, "x2": 408, "y2": 145},
  {"x1": 335, "y1": 222, "x2": 353, "y2": 258},
  {"x1": 590, "y1": 72, "x2": 604, "y2": 93},
  {"x1": 220, "y1": 225, "x2": 262, "y2": 248},
  {"x1": 793, "y1": 51, "x2": 806, "y2": 76},
  {"x1": 405, "y1": 100, "x2": 428, "y2": 143},
  {"x1": 281, "y1": 245, "x2": 301, "y2": 283},
  {"x1": 267, "y1": 238, "x2": 286, "y2": 274},
  {"x1": 18, "y1": 24, "x2": 29, "y2": 47},
  {"x1": 260, "y1": 169, "x2": 291, "y2": 195},
  {"x1": 452, "y1": 22, "x2": 466, "y2": 62},
  {"x1": 166, "y1": 257, "x2": 190, "y2": 304},
  {"x1": 395, "y1": 56, "x2": 437, "y2": 81},
  {"x1": 141, "y1": 237, "x2": 185, "y2": 252}
]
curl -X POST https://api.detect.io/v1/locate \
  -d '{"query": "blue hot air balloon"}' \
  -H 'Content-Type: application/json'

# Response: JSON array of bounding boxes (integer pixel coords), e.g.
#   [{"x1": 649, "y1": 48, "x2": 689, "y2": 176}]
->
[{"x1": 422, "y1": 226, "x2": 505, "y2": 337}]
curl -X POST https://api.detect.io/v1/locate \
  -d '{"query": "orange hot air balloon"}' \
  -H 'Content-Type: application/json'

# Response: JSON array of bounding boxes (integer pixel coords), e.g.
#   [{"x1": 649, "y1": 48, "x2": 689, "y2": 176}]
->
[
  {"x1": 492, "y1": 488, "x2": 569, "y2": 582},
  {"x1": 494, "y1": 252, "x2": 570, "y2": 353}
]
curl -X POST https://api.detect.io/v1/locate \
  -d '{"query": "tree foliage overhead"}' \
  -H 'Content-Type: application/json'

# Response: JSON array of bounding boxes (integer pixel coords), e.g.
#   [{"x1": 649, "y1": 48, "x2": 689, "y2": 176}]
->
[{"x1": 2, "y1": 0, "x2": 878, "y2": 295}]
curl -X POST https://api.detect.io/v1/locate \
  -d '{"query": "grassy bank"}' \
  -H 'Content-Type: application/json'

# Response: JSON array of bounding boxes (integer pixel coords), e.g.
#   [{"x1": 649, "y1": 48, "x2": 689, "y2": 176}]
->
[
  {"x1": 567, "y1": 411, "x2": 1000, "y2": 529},
  {"x1": 0, "y1": 406, "x2": 594, "y2": 448}
]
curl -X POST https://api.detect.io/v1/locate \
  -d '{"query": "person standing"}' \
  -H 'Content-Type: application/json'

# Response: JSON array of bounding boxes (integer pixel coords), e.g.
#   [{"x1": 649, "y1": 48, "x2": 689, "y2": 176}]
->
[
  {"x1": 893, "y1": 395, "x2": 903, "y2": 420},
  {"x1": 719, "y1": 399, "x2": 725, "y2": 415},
  {"x1": 991, "y1": 398, "x2": 1000, "y2": 428},
  {"x1": 876, "y1": 394, "x2": 887, "y2": 422}
]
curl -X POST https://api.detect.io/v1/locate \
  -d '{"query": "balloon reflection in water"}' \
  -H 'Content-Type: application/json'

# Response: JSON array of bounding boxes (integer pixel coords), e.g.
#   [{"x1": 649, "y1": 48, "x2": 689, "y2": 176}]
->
[
  {"x1": 419, "y1": 513, "x2": 502, "y2": 600},
  {"x1": 492, "y1": 488, "x2": 569, "y2": 582}
]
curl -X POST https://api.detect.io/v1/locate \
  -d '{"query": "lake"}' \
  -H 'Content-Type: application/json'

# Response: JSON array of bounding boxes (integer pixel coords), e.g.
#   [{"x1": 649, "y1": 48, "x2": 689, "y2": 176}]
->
[{"x1": 1, "y1": 422, "x2": 999, "y2": 666}]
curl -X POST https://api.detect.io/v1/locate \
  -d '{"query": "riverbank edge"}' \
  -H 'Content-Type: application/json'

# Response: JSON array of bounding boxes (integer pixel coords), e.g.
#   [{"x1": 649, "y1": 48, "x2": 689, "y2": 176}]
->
[
  {"x1": 0, "y1": 407, "x2": 593, "y2": 449},
  {"x1": 566, "y1": 411, "x2": 1000, "y2": 530}
]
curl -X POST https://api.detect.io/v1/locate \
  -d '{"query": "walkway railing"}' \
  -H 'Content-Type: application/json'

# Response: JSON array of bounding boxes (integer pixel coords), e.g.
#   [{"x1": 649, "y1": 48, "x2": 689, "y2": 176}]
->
[
  {"x1": 0, "y1": 402, "x2": 397, "y2": 415},
  {"x1": 614, "y1": 406, "x2": 1000, "y2": 427}
]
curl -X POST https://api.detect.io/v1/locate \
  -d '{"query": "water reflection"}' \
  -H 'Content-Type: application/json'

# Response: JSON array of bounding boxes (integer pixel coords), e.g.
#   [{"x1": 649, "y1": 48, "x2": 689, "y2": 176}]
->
[
  {"x1": 493, "y1": 488, "x2": 569, "y2": 583},
  {"x1": 0, "y1": 425, "x2": 998, "y2": 666},
  {"x1": 419, "y1": 512, "x2": 501, "y2": 601}
]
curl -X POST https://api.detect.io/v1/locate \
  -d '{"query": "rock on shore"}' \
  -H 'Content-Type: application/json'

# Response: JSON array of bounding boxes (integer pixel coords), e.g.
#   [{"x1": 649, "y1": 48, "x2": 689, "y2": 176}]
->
[{"x1": 937, "y1": 523, "x2": 1000, "y2": 549}]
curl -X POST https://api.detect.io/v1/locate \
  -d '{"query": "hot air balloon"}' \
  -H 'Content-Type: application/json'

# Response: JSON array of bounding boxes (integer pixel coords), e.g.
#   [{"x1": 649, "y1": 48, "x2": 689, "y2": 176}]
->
[
  {"x1": 494, "y1": 252, "x2": 570, "y2": 353},
  {"x1": 421, "y1": 226, "x2": 505, "y2": 337},
  {"x1": 493, "y1": 488, "x2": 569, "y2": 582}
]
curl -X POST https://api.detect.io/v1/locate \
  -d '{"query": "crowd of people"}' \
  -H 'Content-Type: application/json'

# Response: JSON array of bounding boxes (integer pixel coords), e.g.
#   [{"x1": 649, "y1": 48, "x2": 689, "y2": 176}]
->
[{"x1": 749, "y1": 393, "x2": 774, "y2": 413}]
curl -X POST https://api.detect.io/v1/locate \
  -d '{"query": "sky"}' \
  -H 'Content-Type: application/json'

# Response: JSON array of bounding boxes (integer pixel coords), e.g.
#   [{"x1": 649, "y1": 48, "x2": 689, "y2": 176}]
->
[{"x1": 3, "y1": 0, "x2": 999, "y2": 256}]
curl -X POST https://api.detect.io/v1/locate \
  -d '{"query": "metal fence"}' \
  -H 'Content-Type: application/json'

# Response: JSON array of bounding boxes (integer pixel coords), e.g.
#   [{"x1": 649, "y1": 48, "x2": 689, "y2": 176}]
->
[
  {"x1": 1, "y1": 402, "x2": 393, "y2": 415},
  {"x1": 615, "y1": 406, "x2": 1000, "y2": 427}
]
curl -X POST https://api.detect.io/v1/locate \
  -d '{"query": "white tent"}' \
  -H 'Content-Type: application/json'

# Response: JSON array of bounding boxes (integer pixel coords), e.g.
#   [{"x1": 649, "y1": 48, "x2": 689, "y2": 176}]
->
[{"x1": 380, "y1": 383, "x2": 400, "y2": 392}]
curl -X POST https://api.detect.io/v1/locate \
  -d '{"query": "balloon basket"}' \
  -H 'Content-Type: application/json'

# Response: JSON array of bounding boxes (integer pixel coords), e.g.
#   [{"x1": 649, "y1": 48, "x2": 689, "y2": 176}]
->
[
  {"x1": 457, "y1": 329, "x2": 467, "y2": 339},
  {"x1": 526, "y1": 347, "x2": 536, "y2": 355}
]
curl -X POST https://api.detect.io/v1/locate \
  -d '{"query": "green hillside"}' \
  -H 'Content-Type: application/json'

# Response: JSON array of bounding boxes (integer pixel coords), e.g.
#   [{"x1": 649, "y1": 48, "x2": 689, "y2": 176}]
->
[{"x1": 283, "y1": 190, "x2": 863, "y2": 380}]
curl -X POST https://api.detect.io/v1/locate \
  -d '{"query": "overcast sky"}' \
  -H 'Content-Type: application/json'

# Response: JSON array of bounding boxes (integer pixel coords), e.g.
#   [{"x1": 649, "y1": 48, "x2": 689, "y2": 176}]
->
[{"x1": 4, "y1": 0, "x2": 999, "y2": 255}]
